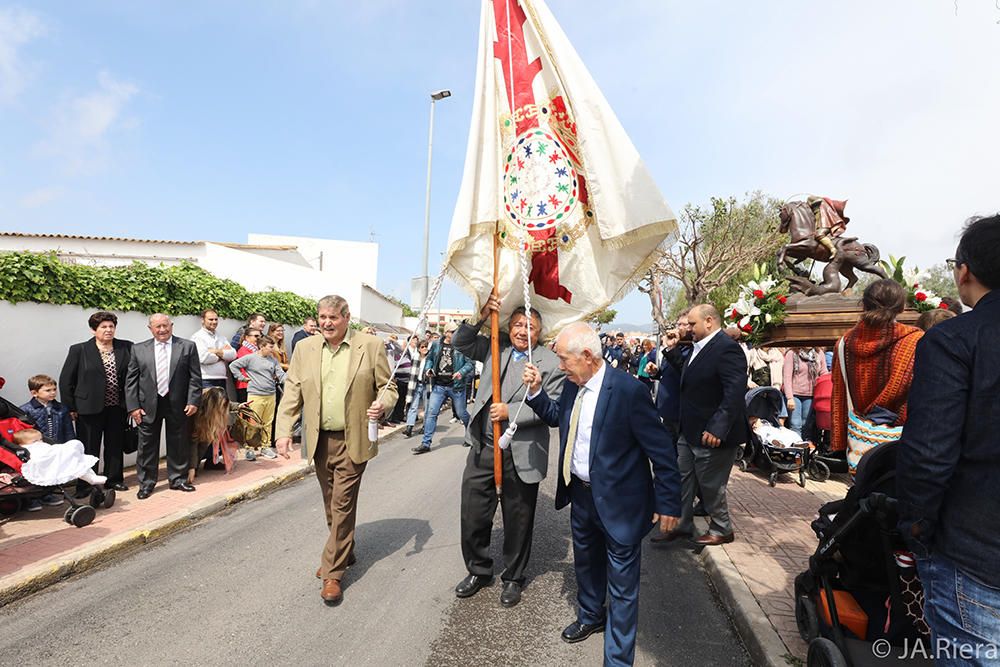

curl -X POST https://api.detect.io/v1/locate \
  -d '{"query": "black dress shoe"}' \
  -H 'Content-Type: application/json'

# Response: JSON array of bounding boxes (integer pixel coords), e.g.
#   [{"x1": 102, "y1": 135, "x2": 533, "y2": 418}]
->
[
  {"x1": 107, "y1": 482, "x2": 129, "y2": 492},
  {"x1": 411, "y1": 445, "x2": 431, "y2": 455},
  {"x1": 455, "y1": 574, "x2": 494, "y2": 598},
  {"x1": 561, "y1": 620, "x2": 605, "y2": 644},
  {"x1": 169, "y1": 481, "x2": 196, "y2": 492},
  {"x1": 136, "y1": 487, "x2": 154, "y2": 500},
  {"x1": 500, "y1": 581, "x2": 522, "y2": 607},
  {"x1": 403, "y1": 426, "x2": 413, "y2": 438}
]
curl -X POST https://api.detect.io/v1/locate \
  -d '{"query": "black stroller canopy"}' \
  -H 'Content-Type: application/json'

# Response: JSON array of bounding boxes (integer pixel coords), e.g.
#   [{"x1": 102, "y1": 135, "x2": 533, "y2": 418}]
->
[{"x1": 745, "y1": 386, "x2": 783, "y2": 421}]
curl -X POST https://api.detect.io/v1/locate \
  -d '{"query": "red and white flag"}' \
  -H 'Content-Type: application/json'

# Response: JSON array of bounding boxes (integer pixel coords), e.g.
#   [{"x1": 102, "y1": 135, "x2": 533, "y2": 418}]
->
[{"x1": 446, "y1": 0, "x2": 677, "y2": 334}]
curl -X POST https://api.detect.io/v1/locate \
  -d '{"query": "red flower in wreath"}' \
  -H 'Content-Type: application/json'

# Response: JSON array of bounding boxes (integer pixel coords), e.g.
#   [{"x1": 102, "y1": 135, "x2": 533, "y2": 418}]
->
[
  {"x1": 939, "y1": 302, "x2": 950, "y2": 309},
  {"x1": 777, "y1": 295, "x2": 787, "y2": 304},
  {"x1": 914, "y1": 292, "x2": 927, "y2": 302},
  {"x1": 752, "y1": 289, "x2": 764, "y2": 299},
  {"x1": 741, "y1": 322, "x2": 753, "y2": 332},
  {"x1": 731, "y1": 308, "x2": 739, "y2": 319}
]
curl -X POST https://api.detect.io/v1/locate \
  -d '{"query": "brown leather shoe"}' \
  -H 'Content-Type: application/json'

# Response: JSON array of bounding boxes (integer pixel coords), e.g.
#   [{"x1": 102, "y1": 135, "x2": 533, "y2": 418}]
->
[
  {"x1": 650, "y1": 530, "x2": 692, "y2": 544},
  {"x1": 693, "y1": 532, "x2": 735, "y2": 546},
  {"x1": 321, "y1": 579, "x2": 343, "y2": 606},
  {"x1": 315, "y1": 553, "x2": 356, "y2": 579}
]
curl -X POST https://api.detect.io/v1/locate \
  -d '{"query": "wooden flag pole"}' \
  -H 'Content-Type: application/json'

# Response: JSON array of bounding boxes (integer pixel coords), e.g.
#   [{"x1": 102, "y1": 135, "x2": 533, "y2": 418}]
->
[{"x1": 491, "y1": 232, "x2": 503, "y2": 497}]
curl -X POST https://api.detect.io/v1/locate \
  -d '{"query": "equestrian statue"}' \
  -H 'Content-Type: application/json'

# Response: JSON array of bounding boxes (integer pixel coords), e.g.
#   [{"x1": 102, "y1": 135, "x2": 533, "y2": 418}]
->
[{"x1": 777, "y1": 196, "x2": 887, "y2": 296}]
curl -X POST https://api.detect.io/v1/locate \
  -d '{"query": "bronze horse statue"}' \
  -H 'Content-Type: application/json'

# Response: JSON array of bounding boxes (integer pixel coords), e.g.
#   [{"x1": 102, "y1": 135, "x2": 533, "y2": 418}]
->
[{"x1": 777, "y1": 201, "x2": 887, "y2": 296}]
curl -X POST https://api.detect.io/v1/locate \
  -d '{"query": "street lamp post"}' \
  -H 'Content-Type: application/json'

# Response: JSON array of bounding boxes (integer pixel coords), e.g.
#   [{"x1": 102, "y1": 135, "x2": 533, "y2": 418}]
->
[{"x1": 415, "y1": 89, "x2": 451, "y2": 311}]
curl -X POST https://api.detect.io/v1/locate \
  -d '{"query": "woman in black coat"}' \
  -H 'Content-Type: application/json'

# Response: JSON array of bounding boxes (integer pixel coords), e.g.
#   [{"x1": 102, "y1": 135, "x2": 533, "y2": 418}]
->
[{"x1": 59, "y1": 311, "x2": 133, "y2": 493}]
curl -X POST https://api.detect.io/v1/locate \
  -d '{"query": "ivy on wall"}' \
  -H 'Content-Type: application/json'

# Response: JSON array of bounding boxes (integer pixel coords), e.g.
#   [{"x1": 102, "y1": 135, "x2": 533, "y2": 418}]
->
[{"x1": 0, "y1": 252, "x2": 318, "y2": 323}]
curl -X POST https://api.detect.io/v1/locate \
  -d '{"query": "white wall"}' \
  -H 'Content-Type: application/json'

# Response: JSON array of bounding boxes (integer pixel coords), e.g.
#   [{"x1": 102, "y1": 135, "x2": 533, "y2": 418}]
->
[
  {"x1": 0, "y1": 301, "x2": 245, "y2": 407},
  {"x1": 248, "y1": 233, "x2": 378, "y2": 286},
  {"x1": 359, "y1": 285, "x2": 403, "y2": 326},
  {"x1": 200, "y1": 242, "x2": 361, "y2": 305}
]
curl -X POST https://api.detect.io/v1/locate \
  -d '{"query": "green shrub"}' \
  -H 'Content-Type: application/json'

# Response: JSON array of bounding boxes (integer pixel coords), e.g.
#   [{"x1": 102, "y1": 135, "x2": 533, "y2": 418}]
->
[{"x1": 0, "y1": 251, "x2": 317, "y2": 323}]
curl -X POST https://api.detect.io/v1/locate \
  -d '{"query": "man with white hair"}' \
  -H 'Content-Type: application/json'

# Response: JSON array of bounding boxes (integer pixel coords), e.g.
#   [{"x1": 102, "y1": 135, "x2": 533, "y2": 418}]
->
[
  {"x1": 523, "y1": 321, "x2": 681, "y2": 666},
  {"x1": 125, "y1": 313, "x2": 203, "y2": 499}
]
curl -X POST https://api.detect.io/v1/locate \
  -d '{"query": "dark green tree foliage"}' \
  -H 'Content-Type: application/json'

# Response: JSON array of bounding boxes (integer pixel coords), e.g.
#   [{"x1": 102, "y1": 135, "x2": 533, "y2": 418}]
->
[{"x1": 0, "y1": 252, "x2": 317, "y2": 322}]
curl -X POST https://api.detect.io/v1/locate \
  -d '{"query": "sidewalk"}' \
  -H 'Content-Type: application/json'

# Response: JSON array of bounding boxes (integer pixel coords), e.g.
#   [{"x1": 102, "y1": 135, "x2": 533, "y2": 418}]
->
[
  {"x1": 0, "y1": 422, "x2": 404, "y2": 606},
  {"x1": 695, "y1": 465, "x2": 851, "y2": 665}
]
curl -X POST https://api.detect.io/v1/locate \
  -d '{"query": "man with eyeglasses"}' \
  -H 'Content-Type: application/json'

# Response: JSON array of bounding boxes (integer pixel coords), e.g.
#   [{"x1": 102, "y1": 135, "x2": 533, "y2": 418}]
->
[{"x1": 898, "y1": 214, "x2": 1000, "y2": 659}]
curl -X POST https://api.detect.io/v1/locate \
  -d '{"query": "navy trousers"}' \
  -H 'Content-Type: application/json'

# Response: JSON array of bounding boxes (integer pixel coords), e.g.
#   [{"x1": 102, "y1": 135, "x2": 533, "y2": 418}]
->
[{"x1": 570, "y1": 478, "x2": 642, "y2": 667}]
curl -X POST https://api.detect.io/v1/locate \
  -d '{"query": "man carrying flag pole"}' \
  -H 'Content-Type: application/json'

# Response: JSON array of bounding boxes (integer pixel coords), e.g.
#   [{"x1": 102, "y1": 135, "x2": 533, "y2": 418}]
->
[{"x1": 445, "y1": 0, "x2": 682, "y2": 661}]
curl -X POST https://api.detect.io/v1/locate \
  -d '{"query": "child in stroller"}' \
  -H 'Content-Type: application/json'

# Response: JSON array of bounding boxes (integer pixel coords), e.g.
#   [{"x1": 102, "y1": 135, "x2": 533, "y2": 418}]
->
[
  {"x1": 739, "y1": 386, "x2": 830, "y2": 487},
  {"x1": 794, "y1": 441, "x2": 931, "y2": 666},
  {"x1": 1, "y1": 396, "x2": 117, "y2": 526}
]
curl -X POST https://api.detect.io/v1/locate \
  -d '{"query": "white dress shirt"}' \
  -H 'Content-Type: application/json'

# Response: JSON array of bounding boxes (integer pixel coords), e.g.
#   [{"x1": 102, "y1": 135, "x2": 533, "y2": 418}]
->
[
  {"x1": 687, "y1": 327, "x2": 721, "y2": 365},
  {"x1": 191, "y1": 327, "x2": 236, "y2": 380},
  {"x1": 155, "y1": 338, "x2": 173, "y2": 385},
  {"x1": 570, "y1": 362, "x2": 607, "y2": 483}
]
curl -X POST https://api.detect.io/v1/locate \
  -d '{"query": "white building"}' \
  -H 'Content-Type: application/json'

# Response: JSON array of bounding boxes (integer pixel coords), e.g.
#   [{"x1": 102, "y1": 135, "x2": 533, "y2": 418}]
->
[{"x1": 0, "y1": 231, "x2": 403, "y2": 326}]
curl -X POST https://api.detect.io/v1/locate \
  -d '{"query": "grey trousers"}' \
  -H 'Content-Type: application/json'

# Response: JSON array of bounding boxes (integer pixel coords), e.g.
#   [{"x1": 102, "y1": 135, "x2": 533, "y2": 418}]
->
[{"x1": 676, "y1": 436, "x2": 739, "y2": 536}]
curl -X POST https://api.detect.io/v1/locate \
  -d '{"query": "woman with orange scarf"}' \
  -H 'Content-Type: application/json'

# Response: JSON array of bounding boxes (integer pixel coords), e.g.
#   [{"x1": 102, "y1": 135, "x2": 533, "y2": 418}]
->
[{"x1": 831, "y1": 280, "x2": 923, "y2": 453}]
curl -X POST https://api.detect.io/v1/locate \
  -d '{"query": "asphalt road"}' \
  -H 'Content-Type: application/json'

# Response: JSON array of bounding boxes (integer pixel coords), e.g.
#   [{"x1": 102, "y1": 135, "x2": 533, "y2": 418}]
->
[{"x1": 0, "y1": 421, "x2": 750, "y2": 666}]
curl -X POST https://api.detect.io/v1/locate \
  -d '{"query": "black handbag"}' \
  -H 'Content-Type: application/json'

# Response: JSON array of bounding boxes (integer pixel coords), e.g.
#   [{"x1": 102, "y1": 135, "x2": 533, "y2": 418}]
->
[{"x1": 123, "y1": 417, "x2": 139, "y2": 455}]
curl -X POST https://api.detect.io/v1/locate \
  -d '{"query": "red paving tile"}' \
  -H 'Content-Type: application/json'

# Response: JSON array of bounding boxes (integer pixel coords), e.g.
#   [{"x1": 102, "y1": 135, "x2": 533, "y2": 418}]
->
[{"x1": 724, "y1": 466, "x2": 851, "y2": 661}]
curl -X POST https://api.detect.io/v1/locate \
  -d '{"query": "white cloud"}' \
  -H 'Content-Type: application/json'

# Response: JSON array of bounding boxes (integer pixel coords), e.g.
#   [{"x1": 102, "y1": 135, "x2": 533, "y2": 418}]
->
[
  {"x1": 19, "y1": 185, "x2": 64, "y2": 209},
  {"x1": 0, "y1": 7, "x2": 45, "y2": 103},
  {"x1": 35, "y1": 70, "x2": 140, "y2": 174}
]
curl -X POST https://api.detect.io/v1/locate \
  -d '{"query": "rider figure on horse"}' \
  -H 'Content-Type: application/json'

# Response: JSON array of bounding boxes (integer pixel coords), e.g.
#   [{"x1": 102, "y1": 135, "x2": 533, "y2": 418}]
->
[{"x1": 807, "y1": 195, "x2": 849, "y2": 259}]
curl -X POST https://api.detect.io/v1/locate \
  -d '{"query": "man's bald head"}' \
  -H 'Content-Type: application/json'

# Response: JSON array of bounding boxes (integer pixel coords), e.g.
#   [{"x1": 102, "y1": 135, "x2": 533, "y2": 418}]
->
[{"x1": 688, "y1": 304, "x2": 721, "y2": 342}]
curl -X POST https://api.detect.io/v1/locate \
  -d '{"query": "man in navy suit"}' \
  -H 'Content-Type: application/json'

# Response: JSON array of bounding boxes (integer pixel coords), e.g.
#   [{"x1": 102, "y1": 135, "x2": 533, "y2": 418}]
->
[
  {"x1": 661, "y1": 304, "x2": 748, "y2": 546},
  {"x1": 523, "y1": 322, "x2": 681, "y2": 666}
]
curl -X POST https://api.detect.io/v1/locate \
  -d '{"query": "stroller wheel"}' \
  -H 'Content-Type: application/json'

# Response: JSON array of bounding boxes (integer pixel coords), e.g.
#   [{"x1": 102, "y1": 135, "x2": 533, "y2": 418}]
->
[
  {"x1": 768, "y1": 472, "x2": 778, "y2": 487},
  {"x1": 807, "y1": 637, "x2": 847, "y2": 667},
  {"x1": 798, "y1": 469, "x2": 807, "y2": 487},
  {"x1": 808, "y1": 460, "x2": 831, "y2": 483},
  {"x1": 737, "y1": 459, "x2": 748, "y2": 472},
  {"x1": 103, "y1": 488, "x2": 116, "y2": 508},
  {"x1": 68, "y1": 504, "x2": 96, "y2": 528},
  {"x1": 795, "y1": 594, "x2": 819, "y2": 642},
  {"x1": 88, "y1": 488, "x2": 105, "y2": 509},
  {"x1": 63, "y1": 506, "x2": 75, "y2": 523},
  {"x1": 0, "y1": 497, "x2": 21, "y2": 516}
]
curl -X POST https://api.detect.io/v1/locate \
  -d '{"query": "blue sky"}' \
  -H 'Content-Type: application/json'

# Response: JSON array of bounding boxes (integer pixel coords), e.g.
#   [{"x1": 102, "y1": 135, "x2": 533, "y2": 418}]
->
[{"x1": 3, "y1": 1, "x2": 999, "y2": 325}]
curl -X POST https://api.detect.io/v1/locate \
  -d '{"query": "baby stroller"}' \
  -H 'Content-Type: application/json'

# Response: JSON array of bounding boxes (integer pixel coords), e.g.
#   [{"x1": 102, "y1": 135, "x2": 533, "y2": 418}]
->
[
  {"x1": 793, "y1": 442, "x2": 931, "y2": 666},
  {"x1": 811, "y1": 374, "x2": 848, "y2": 475},
  {"x1": 0, "y1": 391, "x2": 115, "y2": 527},
  {"x1": 738, "y1": 386, "x2": 829, "y2": 487}
]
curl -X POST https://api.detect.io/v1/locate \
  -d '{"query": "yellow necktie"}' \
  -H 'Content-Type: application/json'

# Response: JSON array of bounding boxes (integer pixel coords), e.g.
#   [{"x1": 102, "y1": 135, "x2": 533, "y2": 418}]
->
[{"x1": 563, "y1": 386, "x2": 587, "y2": 485}]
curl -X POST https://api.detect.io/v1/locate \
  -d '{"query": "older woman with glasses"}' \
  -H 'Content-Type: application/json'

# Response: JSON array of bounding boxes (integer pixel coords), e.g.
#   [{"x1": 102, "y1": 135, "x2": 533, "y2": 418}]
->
[{"x1": 59, "y1": 311, "x2": 133, "y2": 493}]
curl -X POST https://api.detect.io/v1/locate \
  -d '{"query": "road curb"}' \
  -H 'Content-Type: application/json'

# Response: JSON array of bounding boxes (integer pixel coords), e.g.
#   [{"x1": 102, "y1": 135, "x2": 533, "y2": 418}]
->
[
  {"x1": 0, "y1": 460, "x2": 313, "y2": 608},
  {"x1": 694, "y1": 517, "x2": 796, "y2": 667}
]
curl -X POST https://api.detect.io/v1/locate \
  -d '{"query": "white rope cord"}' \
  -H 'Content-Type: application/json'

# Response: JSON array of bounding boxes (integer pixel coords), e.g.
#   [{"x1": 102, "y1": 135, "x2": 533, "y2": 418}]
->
[
  {"x1": 495, "y1": 0, "x2": 535, "y2": 451},
  {"x1": 369, "y1": 263, "x2": 449, "y2": 443},
  {"x1": 496, "y1": 226, "x2": 535, "y2": 449}
]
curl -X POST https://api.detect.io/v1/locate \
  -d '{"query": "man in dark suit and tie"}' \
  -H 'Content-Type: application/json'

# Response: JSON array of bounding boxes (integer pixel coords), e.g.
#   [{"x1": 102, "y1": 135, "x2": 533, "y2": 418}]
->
[
  {"x1": 125, "y1": 313, "x2": 202, "y2": 499},
  {"x1": 660, "y1": 304, "x2": 748, "y2": 546},
  {"x1": 523, "y1": 322, "x2": 681, "y2": 667}
]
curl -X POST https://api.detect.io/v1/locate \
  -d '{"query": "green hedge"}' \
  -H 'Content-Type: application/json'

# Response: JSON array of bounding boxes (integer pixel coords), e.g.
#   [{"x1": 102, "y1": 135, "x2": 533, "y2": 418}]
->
[{"x1": 0, "y1": 251, "x2": 317, "y2": 323}]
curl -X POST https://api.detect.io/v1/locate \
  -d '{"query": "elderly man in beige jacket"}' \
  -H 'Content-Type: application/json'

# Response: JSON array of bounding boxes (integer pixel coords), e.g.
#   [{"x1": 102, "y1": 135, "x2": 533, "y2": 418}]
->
[{"x1": 275, "y1": 294, "x2": 397, "y2": 606}]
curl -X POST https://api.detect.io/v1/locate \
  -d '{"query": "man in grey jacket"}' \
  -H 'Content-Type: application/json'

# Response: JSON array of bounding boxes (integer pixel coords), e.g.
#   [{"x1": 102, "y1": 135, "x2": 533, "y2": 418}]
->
[{"x1": 451, "y1": 295, "x2": 564, "y2": 607}]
